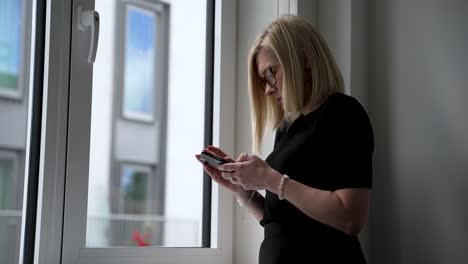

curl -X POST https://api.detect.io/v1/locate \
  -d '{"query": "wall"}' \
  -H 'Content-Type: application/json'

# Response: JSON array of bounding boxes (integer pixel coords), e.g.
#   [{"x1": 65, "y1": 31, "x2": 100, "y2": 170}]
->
[
  {"x1": 368, "y1": 0, "x2": 468, "y2": 263},
  {"x1": 233, "y1": 0, "x2": 277, "y2": 263}
]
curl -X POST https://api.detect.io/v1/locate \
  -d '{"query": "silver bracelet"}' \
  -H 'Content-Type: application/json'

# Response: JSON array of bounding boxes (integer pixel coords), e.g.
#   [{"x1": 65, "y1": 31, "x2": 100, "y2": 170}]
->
[
  {"x1": 237, "y1": 190, "x2": 256, "y2": 207},
  {"x1": 278, "y1": 174, "x2": 289, "y2": 200}
]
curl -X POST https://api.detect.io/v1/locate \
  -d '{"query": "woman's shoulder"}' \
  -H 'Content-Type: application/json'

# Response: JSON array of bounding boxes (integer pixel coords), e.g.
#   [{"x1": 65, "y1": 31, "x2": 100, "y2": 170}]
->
[
  {"x1": 326, "y1": 92, "x2": 363, "y2": 109},
  {"x1": 319, "y1": 92, "x2": 373, "y2": 133},
  {"x1": 322, "y1": 92, "x2": 369, "y2": 119}
]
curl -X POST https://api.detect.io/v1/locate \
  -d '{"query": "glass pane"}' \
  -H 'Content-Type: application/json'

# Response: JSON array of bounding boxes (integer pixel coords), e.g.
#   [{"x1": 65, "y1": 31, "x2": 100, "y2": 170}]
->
[
  {"x1": 0, "y1": 0, "x2": 32, "y2": 262},
  {"x1": 123, "y1": 6, "x2": 155, "y2": 122},
  {"x1": 0, "y1": 0, "x2": 22, "y2": 98},
  {"x1": 86, "y1": 0, "x2": 209, "y2": 247}
]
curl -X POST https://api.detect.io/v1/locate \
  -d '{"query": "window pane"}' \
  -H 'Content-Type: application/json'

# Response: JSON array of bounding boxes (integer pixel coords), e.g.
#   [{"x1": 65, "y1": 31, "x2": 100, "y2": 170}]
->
[
  {"x1": 86, "y1": 0, "x2": 209, "y2": 248},
  {"x1": 0, "y1": 0, "x2": 32, "y2": 262},
  {"x1": 0, "y1": 0, "x2": 22, "y2": 98},
  {"x1": 123, "y1": 6, "x2": 156, "y2": 122}
]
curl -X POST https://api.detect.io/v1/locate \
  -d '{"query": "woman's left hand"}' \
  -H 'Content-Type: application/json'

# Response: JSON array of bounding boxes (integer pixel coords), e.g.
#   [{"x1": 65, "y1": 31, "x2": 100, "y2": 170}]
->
[{"x1": 217, "y1": 154, "x2": 281, "y2": 190}]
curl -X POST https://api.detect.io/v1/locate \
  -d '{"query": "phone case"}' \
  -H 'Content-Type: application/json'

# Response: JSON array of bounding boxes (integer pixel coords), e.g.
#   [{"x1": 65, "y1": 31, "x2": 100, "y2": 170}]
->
[{"x1": 200, "y1": 151, "x2": 229, "y2": 167}]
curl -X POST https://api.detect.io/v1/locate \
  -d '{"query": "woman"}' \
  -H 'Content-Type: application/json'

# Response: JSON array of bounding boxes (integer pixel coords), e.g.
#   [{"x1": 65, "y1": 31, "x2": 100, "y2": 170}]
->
[{"x1": 196, "y1": 15, "x2": 374, "y2": 263}]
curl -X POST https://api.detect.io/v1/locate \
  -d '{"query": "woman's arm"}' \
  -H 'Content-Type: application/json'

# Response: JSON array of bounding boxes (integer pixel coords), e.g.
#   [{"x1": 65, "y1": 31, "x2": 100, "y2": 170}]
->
[
  {"x1": 218, "y1": 157, "x2": 370, "y2": 235},
  {"x1": 217, "y1": 153, "x2": 371, "y2": 233},
  {"x1": 235, "y1": 190, "x2": 265, "y2": 222},
  {"x1": 265, "y1": 170, "x2": 370, "y2": 236},
  {"x1": 197, "y1": 146, "x2": 266, "y2": 222}
]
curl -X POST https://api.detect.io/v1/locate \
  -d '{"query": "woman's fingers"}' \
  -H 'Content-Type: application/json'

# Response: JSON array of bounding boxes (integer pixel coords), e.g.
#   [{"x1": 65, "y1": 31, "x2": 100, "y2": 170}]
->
[
  {"x1": 221, "y1": 170, "x2": 239, "y2": 184},
  {"x1": 203, "y1": 163, "x2": 217, "y2": 176},
  {"x1": 206, "y1": 146, "x2": 235, "y2": 162},
  {"x1": 217, "y1": 162, "x2": 241, "y2": 172},
  {"x1": 236, "y1": 153, "x2": 250, "y2": 162},
  {"x1": 204, "y1": 164, "x2": 241, "y2": 190},
  {"x1": 203, "y1": 163, "x2": 226, "y2": 181},
  {"x1": 196, "y1": 154, "x2": 243, "y2": 193},
  {"x1": 206, "y1": 145, "x2": 226, "y2": 155},
  {"x1": 221, "y1": 170, "x2": 234, "y2": 179}
]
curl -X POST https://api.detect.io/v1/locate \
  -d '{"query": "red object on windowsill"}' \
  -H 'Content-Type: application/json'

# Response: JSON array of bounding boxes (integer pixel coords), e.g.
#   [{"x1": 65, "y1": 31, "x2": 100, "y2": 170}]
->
[{"x1": 132, "y1": 230, "x2": 151, "y2": 246}]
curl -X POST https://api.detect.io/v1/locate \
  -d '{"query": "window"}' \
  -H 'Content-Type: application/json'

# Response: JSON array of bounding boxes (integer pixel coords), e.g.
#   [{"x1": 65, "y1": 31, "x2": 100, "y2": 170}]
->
[
  {"x1": 35, "y1": 0, "x2": 237, "y2": 263},
  {"x1": 0, "y1": 0, "x2": 26, "y2": 99},
  {"x1": 64, "y1": 0, "x2": 221, "y2": 256},
  {"x1": 119, "y1": 164, "x2": 153, "y2": 215},
  {"x1": 0, "y1": 0, "x2": 36, "y2": 263},
  {"x1": 121, "y1": 5, "x2": 157, "y2": 122},
  {"x1": 0, "y1": 151, "x2": 20, "y2": 210},
  {"x1": 87, "y1": 163, "x2": 166, "y2": 247},
  {"x1": 85, "y1": 0, "x2": 170, "y2": 248},
  {"x1": 0, "y1": 150, "x2": 22, "y2": 264}
]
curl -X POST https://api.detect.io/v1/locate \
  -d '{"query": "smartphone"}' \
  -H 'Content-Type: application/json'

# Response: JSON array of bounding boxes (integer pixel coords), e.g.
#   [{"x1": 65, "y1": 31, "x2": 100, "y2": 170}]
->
[{"x1": 199, "y1": 150, "x2": 230, "y2": 168}]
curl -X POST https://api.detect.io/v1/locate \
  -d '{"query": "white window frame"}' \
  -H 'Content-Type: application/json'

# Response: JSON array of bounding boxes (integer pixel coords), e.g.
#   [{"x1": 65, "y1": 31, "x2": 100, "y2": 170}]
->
[
  {"x1": 30, "y1": 0, "x2": 72, "y2": 263},
  {"x1": 33, "y1": 0, "x2": 237, "y2": 263}
]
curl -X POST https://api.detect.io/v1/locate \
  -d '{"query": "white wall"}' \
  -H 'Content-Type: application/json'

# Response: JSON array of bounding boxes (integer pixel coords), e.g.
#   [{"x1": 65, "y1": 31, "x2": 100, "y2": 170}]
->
[
  {"x1": 368, "y1": 0, "x2": 468, "y2": 263},
  {"x1": 233, "y1": 0, "x2": 279, "y2": 262}
]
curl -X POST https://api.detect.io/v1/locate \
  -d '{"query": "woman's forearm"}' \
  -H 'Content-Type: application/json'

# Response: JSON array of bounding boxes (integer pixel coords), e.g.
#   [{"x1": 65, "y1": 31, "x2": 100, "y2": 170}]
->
[
  {"x1": 283, "y1": 179, "x2": 352, "y2": 234},
  {"x1": 236, "y1": 190, "x2": 265, "y2": 222},
  {"x1": 265, "y1": 171, "x2": 360, "y2": 236}
]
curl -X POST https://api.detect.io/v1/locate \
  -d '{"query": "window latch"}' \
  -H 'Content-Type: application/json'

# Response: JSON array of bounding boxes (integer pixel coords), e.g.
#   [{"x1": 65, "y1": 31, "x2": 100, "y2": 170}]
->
[{"x1": 77, "y1": 6, "x2": 100, "y2": 63}]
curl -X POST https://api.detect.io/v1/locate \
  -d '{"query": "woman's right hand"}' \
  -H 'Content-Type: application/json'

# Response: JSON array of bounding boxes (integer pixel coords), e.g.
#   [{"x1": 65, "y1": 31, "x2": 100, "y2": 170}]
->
[{"x1": 195, "y1": 146, "x2": 249, "y2": 197}]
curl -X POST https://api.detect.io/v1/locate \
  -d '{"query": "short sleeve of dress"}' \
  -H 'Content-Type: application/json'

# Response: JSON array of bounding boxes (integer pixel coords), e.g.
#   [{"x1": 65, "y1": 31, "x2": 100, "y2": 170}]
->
[{"x1": 319, "y1": 95, "x2": 374, "y2": 190}]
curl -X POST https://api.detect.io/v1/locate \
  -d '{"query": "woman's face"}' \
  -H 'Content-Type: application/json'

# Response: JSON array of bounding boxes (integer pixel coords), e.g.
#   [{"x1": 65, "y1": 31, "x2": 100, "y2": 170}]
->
[{"x1": 256, "y1": 48, "x2": 283, "y2": 105}]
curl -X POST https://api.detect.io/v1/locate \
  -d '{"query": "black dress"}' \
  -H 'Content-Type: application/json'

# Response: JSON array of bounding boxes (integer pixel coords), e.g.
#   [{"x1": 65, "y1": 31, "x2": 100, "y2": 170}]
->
[{"x1": 259, "y1": 93, "x2": 374, "y2": 264}]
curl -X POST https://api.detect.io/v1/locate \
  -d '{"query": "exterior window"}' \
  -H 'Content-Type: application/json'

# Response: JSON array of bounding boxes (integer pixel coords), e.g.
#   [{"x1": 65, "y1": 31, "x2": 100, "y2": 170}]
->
[
  {"x1": 122, "y1": 6, "x2": 157, "y2": 122},
  {"x1": 0, "y1": 0, "x2": 32, "y2": 263},
  {"x1": 63, "y1": 0, "x2": 225, "y2": 261},
  {"x1": 0, "y1": 0, "x2": 24, "y2": 99},
  {"x1": 25, "y1": 0, "x2": 235, "y2": 262},
  {"x1": 0, "y1": 154, "x2": 16, "y2": 209},
  {"x1": 86, "y1": 0, "x2": 174, "y2": 248},
  {"x1": 119, "y1": 164, "x2": 152, "y2": 214},
  {"x1": 0, "y1": 151, "x2": 25, "y2": 263}
]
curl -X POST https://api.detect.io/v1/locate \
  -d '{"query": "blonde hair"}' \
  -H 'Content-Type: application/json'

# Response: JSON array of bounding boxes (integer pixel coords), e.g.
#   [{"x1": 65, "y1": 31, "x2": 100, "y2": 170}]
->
[{"x1": 247, "y1": 15, "x2": 344, "y2": 153}]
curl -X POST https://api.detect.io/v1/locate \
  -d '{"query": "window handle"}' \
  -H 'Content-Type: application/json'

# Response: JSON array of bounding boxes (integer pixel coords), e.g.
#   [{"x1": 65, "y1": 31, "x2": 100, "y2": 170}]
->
[{"x1": 77, "y1": 7, "x2": 100, "y2": 63}]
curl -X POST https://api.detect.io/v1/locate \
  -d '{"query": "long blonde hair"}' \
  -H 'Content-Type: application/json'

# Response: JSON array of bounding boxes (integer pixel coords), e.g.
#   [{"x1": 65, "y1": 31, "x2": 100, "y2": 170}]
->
[{"x1": 248, "y1": 15, "x2": 344, "y2": 153}]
